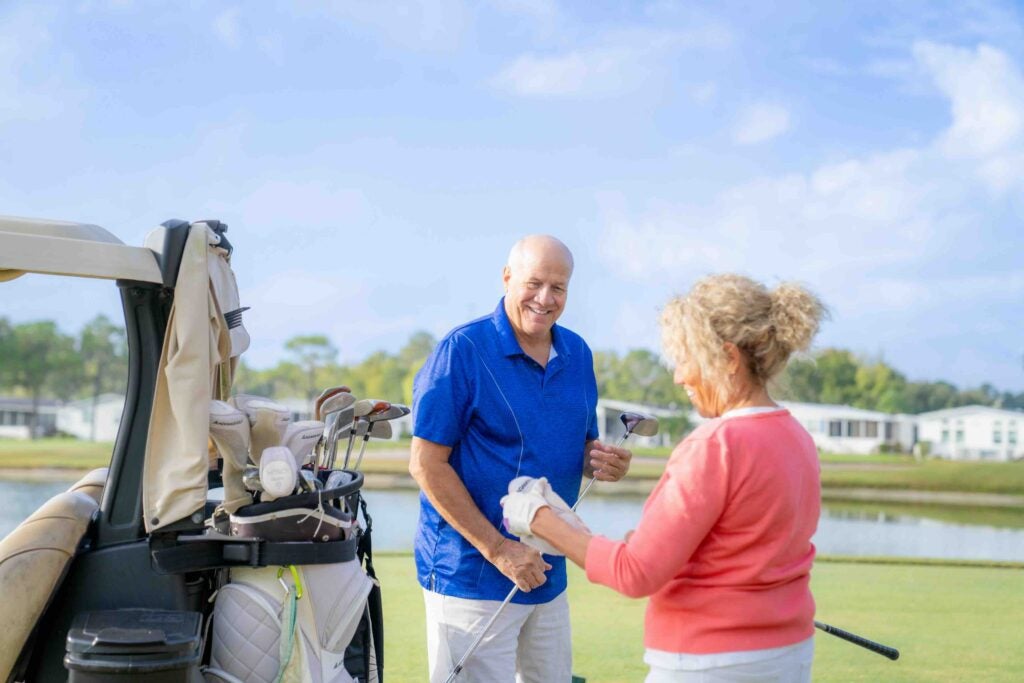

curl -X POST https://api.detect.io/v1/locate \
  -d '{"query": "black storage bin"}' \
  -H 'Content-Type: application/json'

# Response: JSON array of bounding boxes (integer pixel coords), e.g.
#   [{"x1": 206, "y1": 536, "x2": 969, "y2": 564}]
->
[{"x1": 64, "y1": 609, "x2": 202, "y2": 683}]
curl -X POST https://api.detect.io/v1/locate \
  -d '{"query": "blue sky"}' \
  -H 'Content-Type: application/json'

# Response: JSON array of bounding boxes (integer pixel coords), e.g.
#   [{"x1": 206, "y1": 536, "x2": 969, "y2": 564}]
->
[{"x1": 2, "y1": 0, "x2": 1022, "y2": 391}]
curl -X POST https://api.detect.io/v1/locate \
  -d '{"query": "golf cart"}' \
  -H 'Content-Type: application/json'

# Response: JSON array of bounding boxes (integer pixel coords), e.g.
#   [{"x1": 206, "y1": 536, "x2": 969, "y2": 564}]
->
[{"x1": 0, "y1": 216, "x2": 384, "y2": 682}]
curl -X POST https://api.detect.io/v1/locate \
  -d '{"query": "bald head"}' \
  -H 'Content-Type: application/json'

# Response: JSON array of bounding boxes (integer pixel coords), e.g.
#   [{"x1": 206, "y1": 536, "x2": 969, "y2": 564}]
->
[
  {"x1": 507, "y1": 235, "x2": 574, "y2": 276},
  {"x1": 502, "y1": 235, "x2": 574, "y2": 344}
]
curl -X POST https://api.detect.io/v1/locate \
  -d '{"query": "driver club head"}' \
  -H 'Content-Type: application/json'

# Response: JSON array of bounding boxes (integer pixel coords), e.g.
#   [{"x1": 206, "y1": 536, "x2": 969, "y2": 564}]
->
[
  {"x1": 367, "y1": 403, "x2": 409, "y2": 423},
  {"x1": 620, "y1": 412, "x2": 660, "y2": 438}
]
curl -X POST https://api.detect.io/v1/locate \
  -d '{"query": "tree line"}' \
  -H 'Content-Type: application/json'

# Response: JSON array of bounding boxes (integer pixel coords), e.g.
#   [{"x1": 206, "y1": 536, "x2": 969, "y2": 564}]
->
[{"x1": 1, "y1": 317, "x2": 1022, "y2": 439}]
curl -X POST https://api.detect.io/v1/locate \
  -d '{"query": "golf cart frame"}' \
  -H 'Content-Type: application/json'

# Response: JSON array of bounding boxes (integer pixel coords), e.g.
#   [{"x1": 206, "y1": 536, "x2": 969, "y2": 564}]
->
[{"x1": 0, "y1": 216, "x2": 382, "y2": 682}]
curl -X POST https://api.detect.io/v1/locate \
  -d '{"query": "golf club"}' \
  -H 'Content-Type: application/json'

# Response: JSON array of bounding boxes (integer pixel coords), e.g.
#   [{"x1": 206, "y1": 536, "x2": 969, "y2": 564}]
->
[
  {"x1": 315, "y1": 385, "x2": 351, "y2": 421},
  {"x1": 325, "y1": 399, "x2": 383, "y2": 470},
  {"x1": 351, "y1": 403, "x2": 408, "y2": 470},
  {"x1": 337, "y1": 400, "x2": 391, "y2": 470},
  {"x1": 445, "y1": 412, "x2": 660, "y2": 682},
  {"x1": 815, "y1": 621, "x2": 899, "y2": 660},
  {"x1": 317, "y1": 391, "x2": 358, "y2": 467},
  {"x1": 352, "y1": 420, "x2": 394, "y2": 471},
  {"x1": 282, "y1": 420, "x2": 326, "y2": 468}
]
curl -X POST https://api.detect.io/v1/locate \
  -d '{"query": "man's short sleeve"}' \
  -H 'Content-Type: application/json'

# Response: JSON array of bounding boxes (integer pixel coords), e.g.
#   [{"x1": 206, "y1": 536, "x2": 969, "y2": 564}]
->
[
  {"x1": 412, "y1": 334, "x2": 473, "y2": 447},
  {"x1": 584, "y1": 342, "x2": 600, "y2": 442}
]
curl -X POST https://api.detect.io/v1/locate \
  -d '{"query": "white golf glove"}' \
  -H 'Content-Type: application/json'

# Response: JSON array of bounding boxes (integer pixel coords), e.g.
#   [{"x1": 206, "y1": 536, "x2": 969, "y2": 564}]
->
[{"x1": 500, "y1": 476, "x2": 589, "y2": 556}]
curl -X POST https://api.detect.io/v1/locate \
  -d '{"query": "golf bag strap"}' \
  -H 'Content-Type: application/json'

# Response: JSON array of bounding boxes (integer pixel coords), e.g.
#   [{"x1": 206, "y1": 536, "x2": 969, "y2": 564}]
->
[{"x1": 151, "y1": 535, "x2": 358, "y2": 573}]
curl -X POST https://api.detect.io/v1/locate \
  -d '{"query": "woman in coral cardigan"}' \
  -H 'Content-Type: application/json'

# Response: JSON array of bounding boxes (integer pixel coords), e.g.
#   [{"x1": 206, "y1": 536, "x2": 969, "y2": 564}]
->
[{"x1": 503, "y1": 273, "x2": 828, "y2": 682}]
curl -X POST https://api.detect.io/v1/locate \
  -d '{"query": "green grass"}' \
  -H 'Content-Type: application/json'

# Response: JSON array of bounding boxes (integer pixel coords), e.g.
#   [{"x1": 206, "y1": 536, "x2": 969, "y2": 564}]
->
[
  {"x1": 0, "y1": 438, "x2": 112, "y2": 469},
  {"x1": 4, "y1": 438, "x2": 1023, "y2": 497},
  {"x1": 377, "y1": 553, "x2": 1024, "y2": 682}
]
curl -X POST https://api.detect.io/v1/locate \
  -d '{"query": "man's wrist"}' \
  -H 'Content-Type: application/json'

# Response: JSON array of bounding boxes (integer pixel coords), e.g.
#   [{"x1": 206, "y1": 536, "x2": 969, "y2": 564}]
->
[{"x1": 483, "y1": 534, "x2": 507, "y2": 561}]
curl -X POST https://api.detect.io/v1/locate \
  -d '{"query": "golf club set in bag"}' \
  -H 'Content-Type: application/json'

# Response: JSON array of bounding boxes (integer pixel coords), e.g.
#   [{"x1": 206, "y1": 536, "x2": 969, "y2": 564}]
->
[{"x1": 201, "y1": 385, "x2": 408, "y2": 683}]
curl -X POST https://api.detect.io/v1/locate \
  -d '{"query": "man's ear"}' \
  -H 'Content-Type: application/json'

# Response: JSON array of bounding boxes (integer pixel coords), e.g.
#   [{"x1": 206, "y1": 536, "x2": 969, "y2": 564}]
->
[
  {"x1": 723, "y1": 342, "x2": 742, "y2": 375},
  {"x1": 502, "y1": 265, "x2": 511, "y2": 291}
]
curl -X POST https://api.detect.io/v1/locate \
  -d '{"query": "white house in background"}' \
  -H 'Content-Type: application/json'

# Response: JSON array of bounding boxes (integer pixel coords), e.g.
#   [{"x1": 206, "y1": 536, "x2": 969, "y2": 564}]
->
[
  {"x1": 0, "y1": 396, "x2": 60, "y2": 439},
  {"x1": 56, "y1": 394, "x2": 126, "y2": 442},
  {"x1": 687, "y1": 401, "x2": 916, "y2": 455},
  {"x1": 781, "y1": 401, "x2": 917, "y2": 455},
  {"x1": 596, "y1": 398, "x2": 684, "y2": 447},
  {"x1": 916, "y1": 405, "x2": 1023, "y2": 461}
]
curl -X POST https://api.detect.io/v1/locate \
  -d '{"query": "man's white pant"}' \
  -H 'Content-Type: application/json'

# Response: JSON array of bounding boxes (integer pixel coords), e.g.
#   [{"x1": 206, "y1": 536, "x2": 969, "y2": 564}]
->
[{"x1": 423, "y1": 589, "x2": 573, "y2": 683}]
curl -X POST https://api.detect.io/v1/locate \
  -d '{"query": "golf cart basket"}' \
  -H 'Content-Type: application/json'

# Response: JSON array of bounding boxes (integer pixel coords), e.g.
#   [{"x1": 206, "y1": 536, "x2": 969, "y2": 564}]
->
[{"x1": 0, "y1": 217, "x2": 383, "y2": 683}]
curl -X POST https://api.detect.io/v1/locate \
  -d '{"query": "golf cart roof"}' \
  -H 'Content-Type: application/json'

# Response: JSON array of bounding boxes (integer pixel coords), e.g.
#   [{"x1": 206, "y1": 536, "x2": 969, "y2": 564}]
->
[{"x1": 0, "y1": 215, "x2": 162, "y2": 284}]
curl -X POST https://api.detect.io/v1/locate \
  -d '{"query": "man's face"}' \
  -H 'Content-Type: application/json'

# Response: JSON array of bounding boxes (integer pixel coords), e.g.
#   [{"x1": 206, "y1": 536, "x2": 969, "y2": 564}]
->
[{"x1": 503, "y1": 248, "x2": 572, "y2": 342}]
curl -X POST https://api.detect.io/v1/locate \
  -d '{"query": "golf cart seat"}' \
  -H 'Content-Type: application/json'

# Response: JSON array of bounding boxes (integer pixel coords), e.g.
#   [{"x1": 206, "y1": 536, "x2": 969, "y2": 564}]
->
[
  {"x1": 66, "y1": 467, "x2": 109, "y2": 504},
  {"x1": 0, "y1": 489, "x2": 98, "y2": 680}
]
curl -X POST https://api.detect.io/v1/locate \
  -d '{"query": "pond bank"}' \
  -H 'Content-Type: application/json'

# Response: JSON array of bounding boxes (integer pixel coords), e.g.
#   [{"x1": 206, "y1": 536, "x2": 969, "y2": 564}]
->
[{"x1": 5, "y1": 467, "x2": 1023, "y2": 509}]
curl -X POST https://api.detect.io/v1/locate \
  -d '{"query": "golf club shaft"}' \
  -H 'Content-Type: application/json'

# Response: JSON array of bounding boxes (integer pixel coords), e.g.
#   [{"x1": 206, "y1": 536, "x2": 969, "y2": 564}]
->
[
  {"x1": 814, "y1": 621, "x2": 899, "y2": 660},
  {"x1": 446, "y1": 432, "x2": 634, "y2": 681},
  {"x1": 574, "y1": 432, "x2": 629, "y2": 509}
]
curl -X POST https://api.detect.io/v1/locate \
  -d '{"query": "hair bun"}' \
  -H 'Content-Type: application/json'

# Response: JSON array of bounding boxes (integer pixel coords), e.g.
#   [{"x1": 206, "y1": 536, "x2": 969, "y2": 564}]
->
[{"x1": 769, "y1": 282, "x2": 829, "y2": 353}]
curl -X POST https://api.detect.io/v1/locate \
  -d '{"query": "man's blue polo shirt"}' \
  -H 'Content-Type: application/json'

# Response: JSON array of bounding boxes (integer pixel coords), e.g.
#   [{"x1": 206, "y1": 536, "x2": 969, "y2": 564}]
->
[{"x1": 412, "y1": 298, "x2": 599, "y2": 604}]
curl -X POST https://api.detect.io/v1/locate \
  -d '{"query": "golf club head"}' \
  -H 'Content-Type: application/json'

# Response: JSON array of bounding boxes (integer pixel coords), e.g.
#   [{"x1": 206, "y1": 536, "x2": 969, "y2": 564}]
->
[
  {"x1": 209, "y1": 400, "x2": 250, "y2": 468},
  {"x1": 351, "y1": 399, "x2": 387, "y2": 417},
  {"x1": 314, "y1": 385, "x2": 351, "y2": 420},
  {"x1": 368, "y1": 403, "x2": 409, "y2": 422},
  {"x1": 368, "y1": 420, "x2": 393, "y2": 439},
  {"x1": 620, "y1": 412, "x2": 660, "y2": 438},
  {"x1": 242, "y1": 465, "x2": 263, "y2": 492},
  {"x1": 318, "y1": 389, "x2": 356, "y2": 422},
  {"x1": 282, "y1": 420, "x2": 325, "y2": 467}
]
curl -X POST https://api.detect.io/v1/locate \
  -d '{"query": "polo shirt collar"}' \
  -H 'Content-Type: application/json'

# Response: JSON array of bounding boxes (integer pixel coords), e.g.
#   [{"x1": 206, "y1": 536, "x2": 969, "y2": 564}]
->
[{"x1": 492, "y1": 297, "x2": 571, "y2": 360}]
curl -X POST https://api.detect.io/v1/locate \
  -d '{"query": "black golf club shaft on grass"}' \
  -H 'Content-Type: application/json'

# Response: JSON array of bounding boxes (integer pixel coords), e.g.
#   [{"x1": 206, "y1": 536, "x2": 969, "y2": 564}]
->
[{"x1": 815, "y1": 620, "x2": 900, "y2": 660}]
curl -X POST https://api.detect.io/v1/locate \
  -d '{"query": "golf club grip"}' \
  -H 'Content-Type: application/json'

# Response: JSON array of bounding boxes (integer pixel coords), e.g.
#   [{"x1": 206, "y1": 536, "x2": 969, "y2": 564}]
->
[{"x1": 814, "y1": 621, "x2": 899, "y2": 660}]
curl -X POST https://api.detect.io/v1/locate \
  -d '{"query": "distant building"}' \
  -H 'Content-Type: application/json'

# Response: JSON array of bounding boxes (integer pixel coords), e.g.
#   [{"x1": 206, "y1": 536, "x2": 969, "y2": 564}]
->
[
  {"x1": 916, "y1": 405, "x2": 1023, "y2": 461},
  {"x1": 0, "y1": 396, "x2": 60, "y2": 439},
  {"x1": 56, "y1": 394, "x2": 126, "y2": 442},
  {"x1": 688, "y1": 401, "x2": 916, "y2": 455}
]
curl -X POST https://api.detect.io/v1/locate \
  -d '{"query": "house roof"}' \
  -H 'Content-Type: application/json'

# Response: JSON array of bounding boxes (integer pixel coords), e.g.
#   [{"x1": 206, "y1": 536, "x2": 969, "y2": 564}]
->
[
  {"x1": 597, "y1": 397, "x2": 686, "y2": 418},
  {"x1": 779, "y1": 401, "x2": 894, "y2": 420},
  {"x1": 916, "y1": 404, "x2": 1024, "y2": 420},
  {"x1": 0, "y1": 215, "x2": 162, "y2": 283},
  {"x1": 0, "y1": 396, "x2": 62, "y2": 410}
]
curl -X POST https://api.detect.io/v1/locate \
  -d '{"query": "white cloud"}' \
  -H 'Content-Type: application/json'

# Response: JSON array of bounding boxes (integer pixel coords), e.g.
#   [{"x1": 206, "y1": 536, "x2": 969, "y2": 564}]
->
[
  {"x1": 732, "y1": 102, "x2": 791, "y2": 145},
  {"x1": 595, "y1": 41, "x2": 1024, "y2": 385},
  {"x1": 213, "y1": 7, "x2": 243, "y2": 49},
  {"x1": 491, "y1": 26, "x2": 732, "y2": 98}
]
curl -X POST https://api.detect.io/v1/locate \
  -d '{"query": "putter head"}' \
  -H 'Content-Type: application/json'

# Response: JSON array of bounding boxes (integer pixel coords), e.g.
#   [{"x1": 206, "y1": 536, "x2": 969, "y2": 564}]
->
[{"x1": 620, "y1": 412, "x2": 660, "y2": 437}]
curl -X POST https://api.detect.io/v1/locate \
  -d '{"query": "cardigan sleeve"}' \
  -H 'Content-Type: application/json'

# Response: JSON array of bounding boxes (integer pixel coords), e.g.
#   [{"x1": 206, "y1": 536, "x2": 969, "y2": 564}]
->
[{"x1": 585, "y1": 432, "x2": 730, "y2": 598}]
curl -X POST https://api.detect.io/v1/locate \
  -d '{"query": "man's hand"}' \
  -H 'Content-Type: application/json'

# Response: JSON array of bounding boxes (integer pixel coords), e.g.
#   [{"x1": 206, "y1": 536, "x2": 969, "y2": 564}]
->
[
  {"x1": 586, "y1": 440, "x2": 632, "y2": 481},
  {"x1": 486, "y1": 538, "x2": 552, "y2": 592}
]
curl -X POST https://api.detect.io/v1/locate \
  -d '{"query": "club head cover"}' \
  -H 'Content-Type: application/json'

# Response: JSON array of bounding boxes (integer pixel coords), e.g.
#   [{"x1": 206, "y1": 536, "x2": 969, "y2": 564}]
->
[{"x1": 260, "y1": 446, "x2": 298, "y2": 500}]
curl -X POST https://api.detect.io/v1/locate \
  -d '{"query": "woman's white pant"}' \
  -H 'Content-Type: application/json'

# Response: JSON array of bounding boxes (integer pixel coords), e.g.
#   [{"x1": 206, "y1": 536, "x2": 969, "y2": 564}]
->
[{"x1": 423, "y1": 589, "x2": 573, "y2": 683}]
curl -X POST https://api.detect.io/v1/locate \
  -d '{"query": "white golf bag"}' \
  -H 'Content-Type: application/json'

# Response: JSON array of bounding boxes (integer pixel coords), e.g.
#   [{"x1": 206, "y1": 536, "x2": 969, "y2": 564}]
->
[{"x1": 202, "y1": 478, "x2": 383, "y2": 683}]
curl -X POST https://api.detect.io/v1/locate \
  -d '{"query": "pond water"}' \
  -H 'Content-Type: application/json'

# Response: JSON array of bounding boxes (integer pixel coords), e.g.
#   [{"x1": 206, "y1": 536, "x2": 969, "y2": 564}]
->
[{"x1": 4, "y1": 481, "x2": 1024, "y2": 563}]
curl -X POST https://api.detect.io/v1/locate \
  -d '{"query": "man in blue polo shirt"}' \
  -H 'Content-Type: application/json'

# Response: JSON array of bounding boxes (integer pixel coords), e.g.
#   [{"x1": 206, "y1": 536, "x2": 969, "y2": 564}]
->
[{"x1": 409, "y1": 235, "x2": 634, "y2": 682}]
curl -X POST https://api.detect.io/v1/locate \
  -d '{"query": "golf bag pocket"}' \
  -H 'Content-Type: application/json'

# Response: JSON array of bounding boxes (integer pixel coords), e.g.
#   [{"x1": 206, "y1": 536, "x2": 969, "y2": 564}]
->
[{"x1": 207, "y1": 563, "x2": 374, "y2": 683}]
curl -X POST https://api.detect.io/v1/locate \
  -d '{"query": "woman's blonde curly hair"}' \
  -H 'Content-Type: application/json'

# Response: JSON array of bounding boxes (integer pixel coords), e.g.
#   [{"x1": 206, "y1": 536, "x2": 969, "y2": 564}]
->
[{"x1": 660, "y1": 274, "x2": 828, "y2": 388}]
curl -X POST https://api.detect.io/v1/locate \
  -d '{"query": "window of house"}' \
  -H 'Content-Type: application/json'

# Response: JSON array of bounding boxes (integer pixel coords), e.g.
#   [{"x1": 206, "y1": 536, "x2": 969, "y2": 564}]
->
[
  {"x1": 994, "y1": 421, "x2": 1003, "y2": 444},
  {"x1": 829, "y1": 420, "x2": 842, "y2": 437},
  {"x1": 1009, "y1": 422, "x2": 1018, "y2": 445},
  {"x1": 941, "y1": 429, "x2": 949, "y2": 443},
  {"x1": 848, "y1": 420, "x2": 861, "y2": 437},
  {"x1": 956, "y1": 429, "x2": 965, "y2": 443},
  {"x1": 866, "y1": 421, "x2": 879, "y2": 438}
]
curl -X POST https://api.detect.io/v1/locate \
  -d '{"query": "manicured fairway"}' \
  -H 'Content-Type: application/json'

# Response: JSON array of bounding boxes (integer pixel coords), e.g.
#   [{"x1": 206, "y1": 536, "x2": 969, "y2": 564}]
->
[{"x1": 377, "y1": 554, "x2": 1024, "y2": 682}]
